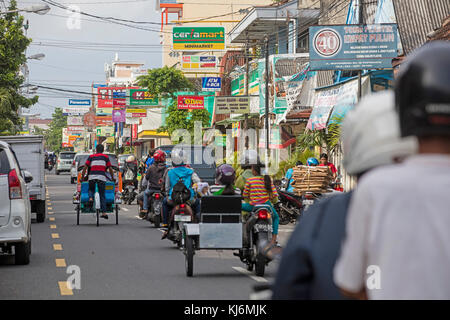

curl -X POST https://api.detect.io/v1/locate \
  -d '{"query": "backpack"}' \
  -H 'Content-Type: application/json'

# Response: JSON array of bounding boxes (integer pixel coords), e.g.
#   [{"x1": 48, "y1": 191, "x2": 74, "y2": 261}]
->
[{"x1": 171, "y1": 178, "x2": 191, "y2": 204}]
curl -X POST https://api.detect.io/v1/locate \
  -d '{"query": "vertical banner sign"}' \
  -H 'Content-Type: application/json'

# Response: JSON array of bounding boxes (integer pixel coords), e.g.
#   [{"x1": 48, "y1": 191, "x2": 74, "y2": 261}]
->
[
  {"x1": 132, "y1": 124, "x2": 138, "y2": 140},
  {"x1": 173, "y1": 27, "x2": 225, "y2": 51},
  {"x1": 309, "y1": 24, "x2": 398, "y2": 70},
  {"x1": 177, "y1": 95, "x2": 205, "y2": 110}
]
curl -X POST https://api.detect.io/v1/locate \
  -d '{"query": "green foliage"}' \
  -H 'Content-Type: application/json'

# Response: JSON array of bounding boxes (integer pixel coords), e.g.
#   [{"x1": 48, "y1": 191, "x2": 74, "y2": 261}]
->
[
  {"x1": 0, "y1": 0, "x2": 38, "y2": 133},
  {"x1": 44, "y1": 108, "x2": 67, "y2": 153},
  {"x1": 137, "y1": 66, "x2": 193, "y2": 99}
]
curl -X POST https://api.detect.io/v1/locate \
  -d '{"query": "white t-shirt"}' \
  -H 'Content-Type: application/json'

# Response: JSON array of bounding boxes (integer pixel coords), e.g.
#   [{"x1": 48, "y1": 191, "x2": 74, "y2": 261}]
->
[{"x1": 334, "y1": 154, "x2": 450, "y2": 300}]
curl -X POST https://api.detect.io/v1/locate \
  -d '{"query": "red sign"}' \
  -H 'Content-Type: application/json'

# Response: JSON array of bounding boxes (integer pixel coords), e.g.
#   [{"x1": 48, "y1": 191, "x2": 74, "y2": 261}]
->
[
  {"x1": 113, "y1": 99, "x2": 126, "y2": 108},
  {"x1": 83, "y1": 111, "x2": 96, "y2": 128},
  {"x1": 177, "y1": 95, "x2": 205, "y2": 110},
  {"x1": 97, "y1": 87, "x2": 137, "y2": 108},
  {"x1": 132, "y1": 124, "x2": 138, "y2": 140},
  {"x1": 96, "y1": 116, "x2": 113, "y2": 126}
]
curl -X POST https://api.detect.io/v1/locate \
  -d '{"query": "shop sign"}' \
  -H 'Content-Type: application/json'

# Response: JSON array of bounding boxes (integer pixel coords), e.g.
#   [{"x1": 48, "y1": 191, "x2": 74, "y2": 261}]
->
[
  {"x1": 173, "y1": 27, "x2": 225, "y2": 51},
  {"x1": 177, "y1": 95, "x2": 205, "y2": 110}
]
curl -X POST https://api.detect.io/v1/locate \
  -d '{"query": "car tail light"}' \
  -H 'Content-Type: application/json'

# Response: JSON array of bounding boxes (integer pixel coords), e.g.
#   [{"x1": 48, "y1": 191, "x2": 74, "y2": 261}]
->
[
  {"x1": 257, "y1": 209, "x2": 270, "y2": 220},
  {"x1": 8, "y1": 169, "x2": 22, "y2": 199},
  {"x1": 154, "y1": 193, "x2": 161, "y2": 200},
  {"x1": 72, "y1": 160, "x2": 75, "y2": 166}
]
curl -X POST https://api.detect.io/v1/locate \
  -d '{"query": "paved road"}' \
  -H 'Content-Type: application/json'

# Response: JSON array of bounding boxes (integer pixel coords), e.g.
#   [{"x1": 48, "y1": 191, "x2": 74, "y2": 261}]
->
[{"x1": 0, "y1": 172, "x2": 294, "y2": 299}]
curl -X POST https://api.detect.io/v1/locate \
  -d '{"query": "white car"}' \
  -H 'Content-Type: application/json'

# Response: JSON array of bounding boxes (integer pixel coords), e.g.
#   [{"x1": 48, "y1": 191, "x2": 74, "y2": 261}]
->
[
  {"x1": 70, "y1": 153, "x2": 89, "y2": 184},
  {"x1": 0, "y1": 141, "x2": 33, "y2": 265}
]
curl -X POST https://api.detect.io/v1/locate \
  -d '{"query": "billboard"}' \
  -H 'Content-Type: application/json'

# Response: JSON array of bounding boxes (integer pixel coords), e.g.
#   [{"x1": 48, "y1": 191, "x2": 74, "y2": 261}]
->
[
  {"x1": 177, "y1": 95, "x2": 205, "y2": 110},
  {"x1": 173, "y1": 27, "x2": 225, "y2": 51},
  {"x1": 182, "y1": 55, "x2": 217, "y2": 69},
  {"x1": 309, "y1": 24, "x2": 398, "y2": 70},
  {"x1": 63, "y1": 107, "x2": 89, "y2": 116},
  {"x1": 125, "y1": 108, "x2": 147, "y2": 118},
  {"x1": 97, "y1": 87, "x2": 136, "y2": 108},
  {"x1": 215, "y1": 96, "x2": 250, "y2": 114},
  {"x1": 69, "y1": 99, "x2": 91, "y2": 106},
  {"x1": 112, "y1": 109, "x2": 126, "y2": 123},
  {"x1": 67, "y1": 116, "x2": 83, "y2": 126},
  {"x1": 127, "y1": 89, "x2": 159, "y2": 106},
  {"x1": 202, "y1": 77, "x2": 221, "y2": 92}
]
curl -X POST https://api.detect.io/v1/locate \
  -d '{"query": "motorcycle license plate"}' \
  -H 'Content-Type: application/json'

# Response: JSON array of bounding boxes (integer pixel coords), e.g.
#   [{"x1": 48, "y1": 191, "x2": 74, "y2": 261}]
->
[
  {"x1": 174, "y1": 215, "x2": 191, "y2": 222},
  {"x1": 303, "y1": 200, "x2": 314, "y2": 205},
  {"x1": 254, "y1": 224, "x2": 271, "y2": 232}
]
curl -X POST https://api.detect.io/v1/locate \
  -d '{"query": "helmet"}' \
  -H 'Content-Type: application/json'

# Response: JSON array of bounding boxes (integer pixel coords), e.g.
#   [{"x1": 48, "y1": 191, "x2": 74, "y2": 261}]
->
[
  {"x1": 126, "y1": 155, "x2": 135, "y2": 162},
  {"x1": 215, "y1": 164, "x2": 236, "y2": 185},
  {"x1": 307, "y1": 157, "x2": 319, "y2": 166},
  {"x1": 342, "y1": 91, "x2": 418, "y2": 176},
  {"x1": 171, "y1": 147, "x2": 187, "y2": 166},
  {"x1": 395, "y1": 41, "x2": 450, "y2": 137},
  {"x1": 153, "y1": 149, "x2": 166, "y2": 163}
]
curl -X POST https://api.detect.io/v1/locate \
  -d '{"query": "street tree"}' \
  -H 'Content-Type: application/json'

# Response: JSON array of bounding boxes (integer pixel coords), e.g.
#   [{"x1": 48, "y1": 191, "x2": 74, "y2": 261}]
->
[
  {"x1": 137, "y1": 66, "x2": 210, "y2": 139},
  {"x1": 0, "y1": 0, "x2": 38, "y2": 134},
  {"x1": 44, "y1": 108, "x2": 67, "y2": 153}
]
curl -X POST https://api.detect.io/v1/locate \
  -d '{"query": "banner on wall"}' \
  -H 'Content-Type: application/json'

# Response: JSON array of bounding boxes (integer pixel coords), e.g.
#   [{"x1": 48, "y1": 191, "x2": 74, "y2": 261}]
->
[
  {"x1": 173, "y1": 27, "x2": 225, "y2": 51},
  {"x1": 177, "y1": 95, "x2": 205, "y2": 110}
]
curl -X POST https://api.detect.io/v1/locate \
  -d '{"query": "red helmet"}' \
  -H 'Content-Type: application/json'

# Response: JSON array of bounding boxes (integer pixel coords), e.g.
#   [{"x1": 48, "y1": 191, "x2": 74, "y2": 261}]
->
[{"x1": 153, "y1": 149, "x2": 166, "y2": 163}]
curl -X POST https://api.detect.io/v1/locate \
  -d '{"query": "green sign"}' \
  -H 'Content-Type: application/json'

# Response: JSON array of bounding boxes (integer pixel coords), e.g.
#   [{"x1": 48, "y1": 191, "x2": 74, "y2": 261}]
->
[
  {"x1": 173, "y1": 27, "x2": 225, "y2": 51},
  {"x1": 127, "y1": 89, "x2": 159, "y2": 107}
]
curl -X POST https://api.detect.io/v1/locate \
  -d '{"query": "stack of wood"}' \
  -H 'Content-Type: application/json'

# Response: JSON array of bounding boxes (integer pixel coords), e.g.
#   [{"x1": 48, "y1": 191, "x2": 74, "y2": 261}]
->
[{"x1": 291, "y1": 165, "x2": 332, "y2": 195}]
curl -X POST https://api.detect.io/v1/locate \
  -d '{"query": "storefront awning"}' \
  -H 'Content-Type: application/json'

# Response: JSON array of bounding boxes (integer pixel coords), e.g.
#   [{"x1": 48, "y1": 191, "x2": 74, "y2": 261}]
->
[
  {"x1": 214, "y1": 113, "x2": 259, "y2": 127},
  {"x1": 137, "y1": 130, "x2": 169, "y2": 139}
]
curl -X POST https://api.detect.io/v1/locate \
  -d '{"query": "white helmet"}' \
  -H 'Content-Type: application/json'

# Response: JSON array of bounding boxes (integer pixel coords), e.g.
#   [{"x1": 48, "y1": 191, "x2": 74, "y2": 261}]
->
[
  {"x1": 126, "y1": 155, "x2": 135, "y2": 162},
  {"x1": 342, "y1": 90, "x2": 418, "y2": 176}
]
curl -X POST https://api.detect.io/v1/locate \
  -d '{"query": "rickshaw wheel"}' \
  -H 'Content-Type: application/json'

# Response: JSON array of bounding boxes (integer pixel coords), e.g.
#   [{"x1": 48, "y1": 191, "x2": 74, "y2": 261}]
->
[
  {"x1": 115, "y1": 205, "x2": 119, "y2": 225},
  {"x1": 96, "y1": 209, "x2": 100, "y2": 227},
  {"x1": 185, "y1": 235, "x2": 194, "y2": 277},
  {"x1": 76, "y1": 205, "x2": 80, "y2": 225}
]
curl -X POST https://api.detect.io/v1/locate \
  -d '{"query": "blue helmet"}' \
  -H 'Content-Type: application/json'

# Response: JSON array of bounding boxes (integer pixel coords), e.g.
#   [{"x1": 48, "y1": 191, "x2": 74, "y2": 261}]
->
[{"x1": 307, "y1": 157, "x2": 319, "y2": 166}]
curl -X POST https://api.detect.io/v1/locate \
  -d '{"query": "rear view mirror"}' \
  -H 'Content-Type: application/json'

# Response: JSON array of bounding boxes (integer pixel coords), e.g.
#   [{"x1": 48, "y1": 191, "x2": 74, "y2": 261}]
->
[{"x1": 22, "y1": 170, "x2": 33, "y2": 184}]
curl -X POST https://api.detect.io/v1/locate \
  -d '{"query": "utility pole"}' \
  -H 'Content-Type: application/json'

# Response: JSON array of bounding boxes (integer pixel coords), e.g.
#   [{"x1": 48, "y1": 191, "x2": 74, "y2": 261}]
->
[
  {"x1": 244, "y1": 33, "x2": 249, "y2": 133},
  {"x1": 357, "y1": 0, "x2": 364, "y2": 101},
  {"x1": 264, "y1": 35, "x2": 270, "y2": 174}
]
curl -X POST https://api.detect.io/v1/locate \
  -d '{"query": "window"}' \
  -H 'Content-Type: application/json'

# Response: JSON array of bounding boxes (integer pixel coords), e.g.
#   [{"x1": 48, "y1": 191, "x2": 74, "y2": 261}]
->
[
  {"x1": 60, "y1": 152, "x2": 76, "y2": 159},
  {"x1": 0, "y1": 148, "x2": 11, "y2": 175}
]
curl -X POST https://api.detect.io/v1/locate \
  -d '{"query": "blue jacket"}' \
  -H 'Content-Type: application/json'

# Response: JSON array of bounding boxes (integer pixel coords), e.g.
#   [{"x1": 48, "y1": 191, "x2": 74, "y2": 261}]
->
[
  {"x1": 167, "y1": 166, "x2": 195, "y2": 200},
  {"x1": 272, "y1": 192, "x2": 353, "y2": 300},
  {"x1": 145, "y1": 157, "x2": 154, "y2": 168},
  {"x1": 285, "y1": 168, "x2": 294, "y2": 193}
]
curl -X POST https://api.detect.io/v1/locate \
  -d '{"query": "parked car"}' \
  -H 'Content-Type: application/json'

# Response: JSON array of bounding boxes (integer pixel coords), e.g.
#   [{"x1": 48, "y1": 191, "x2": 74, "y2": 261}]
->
[
  {"x1": 56, "y1": 151, "x2": 76, "y2": 175},
  {"x1": 70, "y1": 153, "x2": 89, "y2": 184},
  {"x1": 0, "y1": 141, "x2": 33, "y2": 265},
  {"x1": 155, "y1": 145, "x2": 216, "y2": 185},
  {"x1": 0, "y1": 135, "x2": 46, "y2": 223}
]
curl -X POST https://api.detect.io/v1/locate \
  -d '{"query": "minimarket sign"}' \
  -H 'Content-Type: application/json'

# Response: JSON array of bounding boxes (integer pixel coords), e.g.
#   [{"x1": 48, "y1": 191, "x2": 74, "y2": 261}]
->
[{"x1": 173, "y1": 27, "x2": 225, "y2": 51}]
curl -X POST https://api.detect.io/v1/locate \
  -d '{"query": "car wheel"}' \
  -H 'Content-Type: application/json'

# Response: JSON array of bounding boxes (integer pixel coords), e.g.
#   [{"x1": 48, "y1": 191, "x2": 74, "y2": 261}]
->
[
  {"x1": 56, "y1": 170, "x2": 60, "y2": 175},
  {"x1": 36, "y1": 200, "x2": 46, "y2": 223},
  {"x1": 15, "y1": 240, "x2": 31, "y2": 265}
]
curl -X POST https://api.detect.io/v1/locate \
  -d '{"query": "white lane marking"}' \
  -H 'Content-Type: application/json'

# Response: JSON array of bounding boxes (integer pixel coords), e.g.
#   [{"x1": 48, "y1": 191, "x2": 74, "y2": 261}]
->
[
  {"x1": 232, "y1": 266, "x2": 268, "y2": 283},
  {"x1": 121, "y1": 207, "x2": 129, "y2": 212}
]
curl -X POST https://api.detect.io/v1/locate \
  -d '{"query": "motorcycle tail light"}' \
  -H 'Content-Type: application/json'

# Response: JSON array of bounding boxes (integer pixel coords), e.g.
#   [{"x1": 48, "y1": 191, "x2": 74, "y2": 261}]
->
[
  {"x1": 180, "y1": 204, "x2": 185, "y2": 209},
  {"x1": 154, "y1": 193, "x2": 161, "y2": 200},
  {"x1": 257, "y1": 209, "x2": 270, "y2": 220}
]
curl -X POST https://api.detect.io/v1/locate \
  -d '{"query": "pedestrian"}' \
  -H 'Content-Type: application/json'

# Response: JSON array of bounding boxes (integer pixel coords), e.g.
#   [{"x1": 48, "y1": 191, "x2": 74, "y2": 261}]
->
[
  {"x1": 272, "y1": 90, "x2": 417, "y2": 300},
  {"x1": 334, "y1": 42, "x2": 450, "y2": 300},
  {"x1": 319, "y1": 153, "x2": 337, "y2": 180}
]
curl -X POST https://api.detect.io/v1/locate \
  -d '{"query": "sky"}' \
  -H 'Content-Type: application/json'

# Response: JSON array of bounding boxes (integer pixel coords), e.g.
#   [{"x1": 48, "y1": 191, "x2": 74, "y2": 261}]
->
[{"x1": 7, "y1": 0, "x2": 164, "y2": 118}]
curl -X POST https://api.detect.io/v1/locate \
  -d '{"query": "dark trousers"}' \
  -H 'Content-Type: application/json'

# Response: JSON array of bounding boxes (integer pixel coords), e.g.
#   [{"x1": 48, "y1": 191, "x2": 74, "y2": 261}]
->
[{"x1": 88, "y1": 180, "x2": 106, "y2": 213}]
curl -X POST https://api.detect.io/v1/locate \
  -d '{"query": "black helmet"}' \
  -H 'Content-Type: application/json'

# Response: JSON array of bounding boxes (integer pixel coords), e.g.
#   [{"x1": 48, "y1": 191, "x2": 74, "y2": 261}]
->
[{"x1": 395, "y1": 41, "x2": 450, "y2": 137}]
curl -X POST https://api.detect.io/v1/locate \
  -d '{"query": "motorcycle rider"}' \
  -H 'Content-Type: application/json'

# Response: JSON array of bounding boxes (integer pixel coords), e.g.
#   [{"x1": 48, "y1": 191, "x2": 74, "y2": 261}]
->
[
  {"x1": 334, "y1": 42, "x2": 450, "y2": 300},
  {"x1": 285, "y1": 161, "x2": 303, "y2": 193},
  {"x1": 81, "y1": 144, "x2": 116, "y2": 219},
  {"x1": 210, "y1": 164, "x2": 241, "y2": 195},
  {"x1": 306, "y1": 157, "x2": 319, "y2": 166},
  {"x1": 242, "y1": 163, "x2": 281, "y2": 255},
  {"x1": 123, "y1": 155, "x2": 138, "y2": 187},
  {"x1": 141, "y1": 150, "x2": 168, "y2": 217},
  {"x1": 272, "y1": 90, "x2": 418, "y2": 300},
  {"x1": 235, "y1": 150, "x2": 259, "y2": 191},
  {"x1": 161, "y1": 148, "x2": 201, "y2": 238}
]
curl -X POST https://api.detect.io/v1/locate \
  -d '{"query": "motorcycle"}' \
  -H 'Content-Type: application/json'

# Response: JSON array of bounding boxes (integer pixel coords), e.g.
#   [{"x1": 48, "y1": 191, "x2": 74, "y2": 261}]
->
[
  {"x1": 275, "y1": 178, "x2": 303, "y2": 225},
  {"x1": 122, "y1": 163, "x2": 138, "y2": 205},
  {"x1": 146, "y1": 192, "x2": 163, "y2": 228},
  {"x1": 235, "y1": 204, "x2": 274, "y2": 277},
  {"x1": 166, "y1": 200, "x2": 194, "y2": 248}
]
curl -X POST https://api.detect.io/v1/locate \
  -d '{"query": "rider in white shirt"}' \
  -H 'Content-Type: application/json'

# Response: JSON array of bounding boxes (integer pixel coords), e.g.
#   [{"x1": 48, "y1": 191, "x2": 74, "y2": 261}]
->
[{"x1": 334, "y1": 42, "x2": 450, "y2": 299}]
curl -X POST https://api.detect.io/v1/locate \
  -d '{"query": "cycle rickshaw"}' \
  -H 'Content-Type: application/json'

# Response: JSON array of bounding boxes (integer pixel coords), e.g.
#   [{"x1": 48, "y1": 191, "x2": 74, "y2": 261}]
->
[{"x1": 73, "y1": 154, "x2": 123, "y2": 226}]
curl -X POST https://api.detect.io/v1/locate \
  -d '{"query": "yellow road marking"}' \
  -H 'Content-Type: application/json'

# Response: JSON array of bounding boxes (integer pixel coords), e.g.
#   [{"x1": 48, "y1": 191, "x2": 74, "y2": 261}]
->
[
  {"x1": 49, "y1": 217, "x2": 55, "y2": 221},
  {"x1": 58, "y1": 281, "x2": 73, "y2": 296},
  {"x1": 53, "y1": 244, "x2": 62, "y2": 251},
  {"x1": 48, "y1": 212, "x2": 53, "y2": 215},
  {"x1": 55, "y1": 259, "x2": 66, "y2": 267},
  {"x1": 51, "y1": 233, "x2": 59, "y2": 239},
  {"x1": 48, "y1": 207, "x2": 53, "y2": 210},
  {"x1": 50, "y1": 224, "x2": 57, "y2": 229}
]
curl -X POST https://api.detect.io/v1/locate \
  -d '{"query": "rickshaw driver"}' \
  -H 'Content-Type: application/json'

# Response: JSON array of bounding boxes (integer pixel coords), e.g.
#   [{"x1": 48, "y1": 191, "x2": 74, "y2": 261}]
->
[{"x1": 81, "y1": 144, "x2": 116, "y2": 219}]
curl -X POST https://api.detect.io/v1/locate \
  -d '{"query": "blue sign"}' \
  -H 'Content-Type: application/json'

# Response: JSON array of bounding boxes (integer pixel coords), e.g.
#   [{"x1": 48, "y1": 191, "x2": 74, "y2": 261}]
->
[
  {"x1": 93, "y1": 84, "x2": 107, "y2": 88},
  {"x1": 309, "y1": 24, "x2": 398, "y2": 70},
  {"x1": 202, "y1": 77, "x2": 221, "y2": 92},
  {"x1": 69, "y1": 99, "x2": 91, "y2": 106}
]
